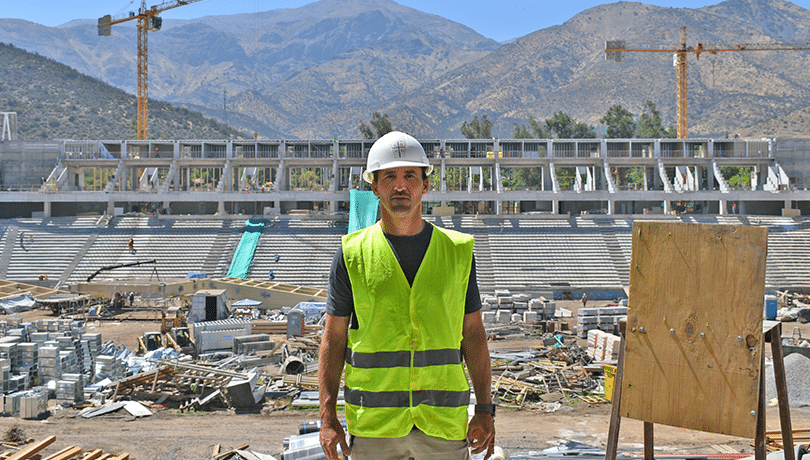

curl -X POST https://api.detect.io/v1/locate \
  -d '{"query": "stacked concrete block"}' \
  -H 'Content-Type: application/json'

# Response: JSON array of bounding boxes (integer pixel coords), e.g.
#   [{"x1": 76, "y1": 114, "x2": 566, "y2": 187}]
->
[
  {"x1": 586, "y1": 329, "x2": 622, "y2": 362},
  {"x1": 577, "y1": 306, "x2": 628, "y2": 338},
  {"x1": 496, "y1": 309, "x2": 512, "y2": 324},
  {"x1": 4, "y1": 389, "x2": 48, "y2": 418},
  {"x1": 18, "y1": 343, "x2": 38, "y2": 388},
  {"x1": 56, "y1": 373, "x2": 84, "y2": 403},
  {"x1": 0, "y1": 359, "x2": 9, "y2": 393},
  {"x1": 30, "y1": 331, "x2": 49, "y2": 343},
  {"x1": 19, "y1": 389, "x2": 48, "y2": 418},
  {"x1": 38, "y1": 345, "x2": 61, "y2": 383},
  {"x1": 481, "y1": 311, "x2": 496, "y2": 325},
  {"x1": 94, "y1": 355, "x2": 127, "y2": 381},
  {"x1": 0, "y1": 343, "x2": 19, "y2": 372}
]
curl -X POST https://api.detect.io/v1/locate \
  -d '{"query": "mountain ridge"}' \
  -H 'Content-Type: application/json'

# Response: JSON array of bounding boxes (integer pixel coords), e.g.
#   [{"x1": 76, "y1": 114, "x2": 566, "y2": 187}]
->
[{"x1": 2, "y1": 0, "x2": 810, "y2": 139}]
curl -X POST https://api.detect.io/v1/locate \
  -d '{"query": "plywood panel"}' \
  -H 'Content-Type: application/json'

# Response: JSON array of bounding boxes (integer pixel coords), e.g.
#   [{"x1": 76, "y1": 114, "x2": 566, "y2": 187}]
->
[{"x1": 621, "y1": 221, "x2": 767, "y2": 438}]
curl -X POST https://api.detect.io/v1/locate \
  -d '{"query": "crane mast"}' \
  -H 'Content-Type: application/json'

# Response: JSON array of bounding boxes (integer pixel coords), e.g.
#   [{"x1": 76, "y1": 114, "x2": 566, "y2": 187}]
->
[
  {"x1": 605, "y1": 26, "x2": 810, "y2": 139},
  {"x1": 98, "y1": 0, "x2": 204, "y2": 140}
]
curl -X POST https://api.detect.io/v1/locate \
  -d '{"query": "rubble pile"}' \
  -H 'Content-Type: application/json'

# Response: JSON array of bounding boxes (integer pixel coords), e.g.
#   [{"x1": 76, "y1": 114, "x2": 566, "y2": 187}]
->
[{"x1": 774, "y1": 290, "x2": 810, "y2": 322}]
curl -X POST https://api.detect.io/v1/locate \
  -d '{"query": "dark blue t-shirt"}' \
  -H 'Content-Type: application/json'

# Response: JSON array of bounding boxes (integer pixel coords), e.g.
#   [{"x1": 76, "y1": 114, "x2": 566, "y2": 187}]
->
[{"x1": 326, "y1": 222, "x2": 482, "y2": 326}]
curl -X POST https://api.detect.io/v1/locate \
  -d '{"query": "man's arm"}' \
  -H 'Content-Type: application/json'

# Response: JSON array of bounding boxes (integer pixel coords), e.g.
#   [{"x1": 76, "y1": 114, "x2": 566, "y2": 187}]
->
[
  {"x1": 461, "y1": 310, "x2": 495, "y2": 459},
  {"x1": 319, "y1": 313, "x2": 351, "y2": 460}
]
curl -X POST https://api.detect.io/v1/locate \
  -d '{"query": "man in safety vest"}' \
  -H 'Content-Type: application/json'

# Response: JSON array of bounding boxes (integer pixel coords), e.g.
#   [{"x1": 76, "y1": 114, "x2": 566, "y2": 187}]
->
[{"x1": 318, "y1": 131, "x2": 496, "y2": 460}]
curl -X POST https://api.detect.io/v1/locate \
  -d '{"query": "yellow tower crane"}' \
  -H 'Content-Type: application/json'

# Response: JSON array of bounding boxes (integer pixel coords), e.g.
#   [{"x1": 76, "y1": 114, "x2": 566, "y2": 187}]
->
[
  {"x1": 605, "y1": 26, "x2": 810, "y2": 139},
  {"x1": 98, "y1": 0, "x2": 204, "y2": 140}
]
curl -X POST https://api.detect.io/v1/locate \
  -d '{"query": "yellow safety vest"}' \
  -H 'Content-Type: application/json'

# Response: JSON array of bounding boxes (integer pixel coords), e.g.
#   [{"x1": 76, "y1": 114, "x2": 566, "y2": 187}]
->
[{"x1": 342, "y1": 222, "x2": 473, "y2": 440}]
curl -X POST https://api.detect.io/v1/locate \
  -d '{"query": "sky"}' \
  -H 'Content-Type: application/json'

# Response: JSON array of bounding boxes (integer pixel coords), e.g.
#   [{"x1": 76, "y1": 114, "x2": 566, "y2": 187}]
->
[{"x1": 5, "y1": 0, "x2": 810, "y2": 43}]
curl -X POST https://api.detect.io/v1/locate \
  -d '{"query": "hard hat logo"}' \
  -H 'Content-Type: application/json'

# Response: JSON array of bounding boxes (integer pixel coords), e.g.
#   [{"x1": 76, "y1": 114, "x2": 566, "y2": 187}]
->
[
  {"x1": 392, "y1": 141, "x2": 406, "y2": 158},
  {"x1": 362, "y1": 131, "x2": 433, "y2": 184}
]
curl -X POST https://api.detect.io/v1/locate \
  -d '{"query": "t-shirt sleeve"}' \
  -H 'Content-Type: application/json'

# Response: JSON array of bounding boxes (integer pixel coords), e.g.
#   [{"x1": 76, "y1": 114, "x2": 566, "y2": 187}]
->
[
  {"x1": 465, "y1": 256, "x2": 483, "y2": 314},
  {"x1": 326, "y1": 245, "x2": 354, "y2": 317}
]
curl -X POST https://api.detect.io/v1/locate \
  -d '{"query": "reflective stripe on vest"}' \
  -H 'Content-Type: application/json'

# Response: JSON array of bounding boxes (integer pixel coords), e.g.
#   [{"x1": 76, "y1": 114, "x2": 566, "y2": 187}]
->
[
  {"x1": 345, "y1": 348, "x2": 462, "y2": 368},
  {"x1": 344, "y1": 388, "x2": 470, "y2": 408},
  {"x1": 342, "y1": 222, "x2": 474, "y2": 440}
]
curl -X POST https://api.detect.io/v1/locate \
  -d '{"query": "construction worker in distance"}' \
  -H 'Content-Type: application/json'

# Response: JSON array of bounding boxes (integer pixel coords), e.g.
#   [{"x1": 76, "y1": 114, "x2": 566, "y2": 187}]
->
[{"x1": 318, "y1": 131, "x2": 496, "y2": 460}]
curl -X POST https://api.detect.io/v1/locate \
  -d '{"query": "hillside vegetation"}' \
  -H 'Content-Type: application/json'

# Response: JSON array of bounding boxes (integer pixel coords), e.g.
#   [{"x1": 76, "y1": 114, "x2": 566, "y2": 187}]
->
[{"x1": 0, "y1": 42, "x2": 246, "y2": 141}]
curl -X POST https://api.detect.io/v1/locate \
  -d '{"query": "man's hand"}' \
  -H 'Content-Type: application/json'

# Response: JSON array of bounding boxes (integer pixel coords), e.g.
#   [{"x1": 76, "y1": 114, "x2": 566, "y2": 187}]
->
[
  {"x1": 320, "y1": 416, "x2": 351, "y2": 460},
  {"x1": 467, "y1": 411, "x2": 495, "y2": 459}
]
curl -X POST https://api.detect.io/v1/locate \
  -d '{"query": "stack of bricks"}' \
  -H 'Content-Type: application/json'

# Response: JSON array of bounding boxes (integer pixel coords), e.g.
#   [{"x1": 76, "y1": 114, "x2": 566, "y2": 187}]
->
[{"x1": 586, "y1": 329, "x2": 622, "y2": 362}]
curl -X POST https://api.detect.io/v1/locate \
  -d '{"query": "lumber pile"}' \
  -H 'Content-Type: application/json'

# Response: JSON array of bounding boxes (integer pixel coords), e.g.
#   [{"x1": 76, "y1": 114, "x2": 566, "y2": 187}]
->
[{"x1": 0, "y1": 436, "x2": 129, "y2": 460}]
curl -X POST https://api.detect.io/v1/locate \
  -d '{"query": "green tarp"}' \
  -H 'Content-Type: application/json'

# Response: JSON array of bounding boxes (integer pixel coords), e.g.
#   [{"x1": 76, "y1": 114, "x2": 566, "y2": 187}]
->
[
  {"x1": 227, "y1": 218, "x2": 265, "y2": 278},
  {"x1": 348, "y1": 189, "x2": 379, "y2": 234}
]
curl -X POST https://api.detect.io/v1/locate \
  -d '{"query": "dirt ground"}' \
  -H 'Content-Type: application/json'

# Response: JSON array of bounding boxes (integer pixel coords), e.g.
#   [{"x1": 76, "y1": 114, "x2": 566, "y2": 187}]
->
[{"x1": 1, "y1": 301, "x2": 809, "y2": 460}]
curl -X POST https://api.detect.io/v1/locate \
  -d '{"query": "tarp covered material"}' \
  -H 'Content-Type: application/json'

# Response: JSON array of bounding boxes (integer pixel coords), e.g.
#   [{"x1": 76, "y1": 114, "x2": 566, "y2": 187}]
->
[
  {"x1": 348, "y1": 189, "x2": 379, "y2": 234},
  {"x1": 186, "y1": 272, "x2": 208, "y2": 279},
  {"x1": 232, "y1": 298, "x2": 263, "y2": 307},
  {"x1": 227, "y1": 219, "x2": 266, "y2": 279},
  {"x1": 0, "y1": 295, "x2": 36, "y2": 314}
]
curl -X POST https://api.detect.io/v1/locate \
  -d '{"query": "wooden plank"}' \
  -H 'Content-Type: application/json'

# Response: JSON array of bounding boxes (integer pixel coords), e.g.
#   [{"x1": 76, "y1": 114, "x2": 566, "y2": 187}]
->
[
  {"x1": 81, "y1": 449, "x2": 103, "y2": 460},
  {"x1": 622, "y1": 222, "x2": 767, "y2": 438},
  {"x1": 42, "y1": 446, "x2": 81, "y2": 460},
  {"x1": 6, "y1": 436, "x2": 56, "y2": 460}
]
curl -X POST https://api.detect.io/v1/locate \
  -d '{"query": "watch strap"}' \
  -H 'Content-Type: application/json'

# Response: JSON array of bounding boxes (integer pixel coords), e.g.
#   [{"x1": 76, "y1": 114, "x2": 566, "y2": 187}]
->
[{"x1": 474, "y1": 403, "x2": 496, "y2": 416}]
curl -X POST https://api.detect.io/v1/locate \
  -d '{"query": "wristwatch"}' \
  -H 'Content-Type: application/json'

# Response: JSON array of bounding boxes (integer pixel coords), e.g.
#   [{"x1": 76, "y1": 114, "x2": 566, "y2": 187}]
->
[{"x1": 475, "y1": 403, "x2": 496, "y2": 416}]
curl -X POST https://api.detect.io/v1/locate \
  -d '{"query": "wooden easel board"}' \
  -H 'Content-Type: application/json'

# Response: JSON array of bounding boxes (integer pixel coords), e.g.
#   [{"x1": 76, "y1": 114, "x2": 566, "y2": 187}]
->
[{"x1": 622, "y1": 221, "x2": 767, "y2": 438}]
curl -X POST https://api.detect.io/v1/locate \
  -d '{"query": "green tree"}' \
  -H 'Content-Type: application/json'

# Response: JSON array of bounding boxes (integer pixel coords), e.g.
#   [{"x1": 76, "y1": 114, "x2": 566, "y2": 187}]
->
[
  {"x1": 359, "y1": 112, "x2": 392, "y2": 139},
  {"x1": 461, "y1": 114, "x2": 493, "y2": 139},
  {"x1": 512, "y1": 116, "x2": 551, "y2": 138},
  {"x1": 545, "y1": 111, "x2": 596, "y2": 139},
  {"x1": 600, "y1": 105, "x2": 636, "y2": 139},
  {"x1": 636, "y1": 101, "x2": 676, "y2": 138},
  {"x1": 720, "y1": 166, "x2": 752, "y2": 190}
]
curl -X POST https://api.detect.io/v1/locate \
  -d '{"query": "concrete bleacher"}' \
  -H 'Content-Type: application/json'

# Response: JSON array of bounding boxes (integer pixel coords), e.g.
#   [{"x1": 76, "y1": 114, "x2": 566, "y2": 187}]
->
[
  {"x1": 2, "y1": 214, "x2": 810, "y2": 296},
  {"x1": 248, "y1": 219, "x2": 344, "y2": 288}
]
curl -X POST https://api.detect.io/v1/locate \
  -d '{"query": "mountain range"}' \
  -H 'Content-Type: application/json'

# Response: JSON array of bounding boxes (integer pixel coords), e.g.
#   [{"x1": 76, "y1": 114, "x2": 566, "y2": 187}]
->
[{"x1": 1, "y1": 0, "x2": 810, "y2": 139}]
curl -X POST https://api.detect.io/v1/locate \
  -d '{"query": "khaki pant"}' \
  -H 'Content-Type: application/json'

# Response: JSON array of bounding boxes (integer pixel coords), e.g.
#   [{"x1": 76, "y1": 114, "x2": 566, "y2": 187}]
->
[{"x1": 350, "y1": 428, "x2": 470, "y2": 460}]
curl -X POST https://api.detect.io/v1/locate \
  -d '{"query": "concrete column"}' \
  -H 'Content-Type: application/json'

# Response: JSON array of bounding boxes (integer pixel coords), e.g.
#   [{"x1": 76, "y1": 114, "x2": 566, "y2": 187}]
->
[
  {"x1": 105, "y1": 201, "x2": 113, "y2": 217},
  {"x1": 607, "y1": 200, "x2": 615, "y2": 215},
  {"x1": 643, "y1": 168, "x2": 649, "y2": 191},
  {"x1": 719, "y1": 199, "x2": 727, "y2": 215},
  {"x1": 785, "y1": 200, "x2": 793, "y2": 209},
  {"x1": 664, "y1": 200, "x2": 672, "y2": 214},
  {"x1": 739, "y1": 201, "x2": 746, "y2": 215},
  {"x1": 218, "y1": 201, "x2": 226, "y2": 215},
  {"x1": 552, "y1": 200, "x2": 559, "y2": 215},
  {"x1": 43, "y1": 201, "x2": 52, "y2": 218}
]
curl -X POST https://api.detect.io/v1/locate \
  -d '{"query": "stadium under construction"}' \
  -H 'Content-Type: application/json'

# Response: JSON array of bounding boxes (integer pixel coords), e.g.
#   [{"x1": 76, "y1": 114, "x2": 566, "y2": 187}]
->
[
  {"x1": 2, "y1": 128, "x2": 810, "y2": 218},
  {"x1": 2, "y1": 124, "x2": 810, "y2": 297}
]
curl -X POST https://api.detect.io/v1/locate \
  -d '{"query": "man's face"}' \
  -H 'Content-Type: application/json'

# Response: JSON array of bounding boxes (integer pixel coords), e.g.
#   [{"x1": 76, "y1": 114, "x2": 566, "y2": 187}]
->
[{"x1": 372, "y1": 166, "x2": 428, "y2": 216}]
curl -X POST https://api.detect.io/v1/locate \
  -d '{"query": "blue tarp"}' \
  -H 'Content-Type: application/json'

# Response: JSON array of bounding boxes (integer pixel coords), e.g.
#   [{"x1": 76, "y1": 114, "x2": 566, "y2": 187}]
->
[
  {"x1": 186, "y1": 272, "x2": 208, "y2": 279},
  {"x1": 227, "y1": 219, "x2": 266, "y2": 278},
  {"x1": 348, "y1": 189, "x2": 379, "y2": 234}
]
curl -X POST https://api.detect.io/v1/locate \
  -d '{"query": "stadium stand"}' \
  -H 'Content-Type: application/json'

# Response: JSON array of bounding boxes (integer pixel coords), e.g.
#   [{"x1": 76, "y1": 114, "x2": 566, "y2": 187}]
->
[{"x1": 1, "y1": 214, "x2": 809, "y2": 295}]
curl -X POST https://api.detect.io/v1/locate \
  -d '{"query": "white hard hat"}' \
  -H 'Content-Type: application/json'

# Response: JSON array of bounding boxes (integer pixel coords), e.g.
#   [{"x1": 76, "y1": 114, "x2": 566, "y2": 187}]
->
[{"x1": 363, "y1": 131, "x2": 433, "y2": 184}]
